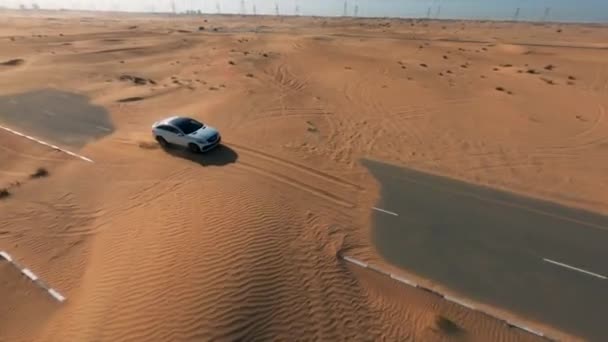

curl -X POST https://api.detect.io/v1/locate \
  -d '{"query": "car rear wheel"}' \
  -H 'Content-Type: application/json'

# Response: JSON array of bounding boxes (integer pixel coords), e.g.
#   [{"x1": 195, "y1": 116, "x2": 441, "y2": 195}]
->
[
  {"x1": 156, "y1": 136, "x2": 169, "y2": 148},
  {"x1": 188, "y1": 143, "x2": 201, "y2": 153}
]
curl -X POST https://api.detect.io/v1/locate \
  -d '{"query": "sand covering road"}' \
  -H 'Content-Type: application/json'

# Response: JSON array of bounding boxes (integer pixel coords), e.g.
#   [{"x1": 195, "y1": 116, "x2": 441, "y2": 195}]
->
[{"x1": 2, "y1": 10, "x2": 607, "y2": 341}]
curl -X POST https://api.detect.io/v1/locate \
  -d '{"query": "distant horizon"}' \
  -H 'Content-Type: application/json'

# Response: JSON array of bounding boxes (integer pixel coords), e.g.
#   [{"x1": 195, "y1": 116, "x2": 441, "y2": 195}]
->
[{"x1": 1, "y1": 0, "x2": 607, "y2": 23}]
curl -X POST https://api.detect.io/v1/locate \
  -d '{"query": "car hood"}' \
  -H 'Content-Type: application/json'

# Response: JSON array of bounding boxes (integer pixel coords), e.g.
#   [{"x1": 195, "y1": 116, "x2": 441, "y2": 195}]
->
[{"x1": 189, "y1": 126, "x2": 219, "y2": 141}]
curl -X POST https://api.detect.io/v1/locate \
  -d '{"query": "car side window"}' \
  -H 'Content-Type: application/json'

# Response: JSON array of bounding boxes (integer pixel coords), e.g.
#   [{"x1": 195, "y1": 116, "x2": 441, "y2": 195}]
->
[{"x1": 158, "y1": 125, "x2": 178, "y2": 134}]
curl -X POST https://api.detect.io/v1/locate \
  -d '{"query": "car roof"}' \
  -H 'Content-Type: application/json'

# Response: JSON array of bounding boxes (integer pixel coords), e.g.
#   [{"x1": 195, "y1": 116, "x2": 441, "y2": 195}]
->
[
  {"x1": 154, "y1": 115, "x2": 205, "y2": 128},
  {"x1": 154, "y1": 115, "x2": 184, "y2": 127},
  {"x1": 164, "y1": 115, "x2": 184, "y2": 124}
]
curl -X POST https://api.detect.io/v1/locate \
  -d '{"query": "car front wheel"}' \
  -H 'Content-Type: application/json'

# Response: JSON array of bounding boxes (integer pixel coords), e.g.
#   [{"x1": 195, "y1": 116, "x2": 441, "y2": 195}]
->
[{"x1": 188, "y1": 143, "x2": 201, "y2": 153}]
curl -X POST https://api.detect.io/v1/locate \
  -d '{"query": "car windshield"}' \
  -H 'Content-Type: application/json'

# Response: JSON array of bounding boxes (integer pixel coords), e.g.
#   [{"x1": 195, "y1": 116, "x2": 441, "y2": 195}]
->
[{"x1": 172, "y1": 118, "x2": 204, "y2": 134}]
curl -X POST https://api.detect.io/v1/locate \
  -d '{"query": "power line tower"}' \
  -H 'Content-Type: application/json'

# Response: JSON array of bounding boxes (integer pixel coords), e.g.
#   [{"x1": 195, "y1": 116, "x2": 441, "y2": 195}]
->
[
  {"x1": 343, "y1": 1, "x2": 347, "y2": 17},
  {"x1": 354, "y1": 5, "x2": 359, "y2": 17},
  {"x1": 512, "y1": 7, "x2": 520, "y2": 21},
  {"x1": 295, "y1": 3, "x2": 300, "y2": 16},
  {"x1": 240, "y1": 0, "x2": 245, "y2": 15},
  {"x1": 426, "y1": 7, "x2": 431, "y2": 18},
  {"x1": 215, "y1": 1, "x2": 220, "y2": 14},
  {"x1": 252, "y1": 4, "x2": 256, "y2": 15},
  {"x1": 542, "y1": 7, "x2": 551, "y2": 21},
  {"x1": 171, "y1": 0, "x2": 176, "y2": 14},
  {"x1": 435, "y1": 5, "x2": 441, "y2": 18},
  {"x1": 275, "y1": 3, "x2": 279, "y2": 16}
]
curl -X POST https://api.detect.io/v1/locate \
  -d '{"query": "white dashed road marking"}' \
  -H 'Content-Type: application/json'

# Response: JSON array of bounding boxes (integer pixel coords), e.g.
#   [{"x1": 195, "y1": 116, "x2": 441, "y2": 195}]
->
[
  {"x1": 96, "y1": 125, "x2": 111, "y2": 132},
  {"x1": 543, "y1": 258, "x2": 607, "y2": 280},
  {"x1": 22, "y1": 268, "x2": 39, "y2": 281},
  {"x1": 48, "y1": 288, "x2": 66, "y2": 302},
  {"x1": 0, "y1": 250, "x2": 66, "y2": 303},
  {"x1": 390, "y1": 274, "x2": 418, "y2": 287},
  {"x1": 444, "y1": 296, "x2": 476, "y2": 310},
  {"x1": 342, "y1": 256, "x2": 368, "y2": 268},
  {"x1": 372, "y1": 207, "x2": 399, "y2": 216},
  {"x1": 341, "y1": 255, "x2": 550, "y2": 339},
  {"x1": 0, "y1": 124, "x2": 93, "y2": 163},
  {"x1": 0, "y1": 251, "x2": 13, "y2": 262}
]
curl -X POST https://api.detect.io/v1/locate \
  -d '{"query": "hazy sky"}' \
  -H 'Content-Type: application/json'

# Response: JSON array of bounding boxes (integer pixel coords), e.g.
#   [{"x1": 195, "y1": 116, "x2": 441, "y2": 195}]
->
[{"x1": 1, "y1": 0, "x2": 607, "y2": 22}]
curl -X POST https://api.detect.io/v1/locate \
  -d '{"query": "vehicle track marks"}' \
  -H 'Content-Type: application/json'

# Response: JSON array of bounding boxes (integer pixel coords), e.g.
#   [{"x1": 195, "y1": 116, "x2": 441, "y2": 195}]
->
[
  {"x1": 536, "y1": 104, "x2": 608, "y2": 152},
  {"x1": 236, "y1": 161, "x2": 355, "y2": 208},
  {"x1": 229, "y1": 142, "x2": 363, "y2": 192},
  {"x1": 266, "y1": 64, "x2": 308, "y2": 93}
]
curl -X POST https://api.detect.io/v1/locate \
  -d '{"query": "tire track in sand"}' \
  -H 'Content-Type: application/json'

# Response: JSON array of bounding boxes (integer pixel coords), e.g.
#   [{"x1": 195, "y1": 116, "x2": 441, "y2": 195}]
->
[
  {"x1": 241, "y1": 106, "x2": 331, "y2": 127},
  {"x1": 264, "y1": 63, "x2": 308, "y2": 94},
  {"x1": 570, "y1": 103, "x2": 605, "y2": 140},
  {"x1": 536, "y1": 104, "x2": 608, "y2": 152},
  {"x1": 236, "y1": 161, "x2": 355, "y2": 208},
  {"x1": 229, "y1": 142, "x2": 363, "y2": 191}
]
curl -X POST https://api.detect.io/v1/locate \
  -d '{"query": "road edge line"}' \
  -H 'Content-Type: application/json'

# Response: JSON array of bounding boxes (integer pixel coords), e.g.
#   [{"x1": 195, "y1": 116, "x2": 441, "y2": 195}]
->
[
  {"x1": 0, "y1": 249, "x2": 66, "y2": 303},
  {"x1": 340, "y1": 255, "x2": 555, "y2": 341},
  {"x1": 0, "y1": 124, "x2": 94, "y2": 163},
  {"x1": 542, "y1": 258, "x2": 607, "y2": 280}
]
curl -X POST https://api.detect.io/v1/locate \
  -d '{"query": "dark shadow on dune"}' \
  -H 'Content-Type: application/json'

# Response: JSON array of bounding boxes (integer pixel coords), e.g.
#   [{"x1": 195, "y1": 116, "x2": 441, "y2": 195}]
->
[
  {"x1": 117, "y1": 96, "x2": 145, "y2": 103},
  {"x1": 362, "y1": 158, "x2": 608, "y2": 341},
  {"x1": 434, "y1": 315, "x2": 462, "y2": 335},
  {"x1": 162, "y1": 144, "x2": 238, "y2": 167},
  {"x1": 0, "y1": 89, "x2": 113, "y2": 148},
  {"x1": 0, "y1": 59, "x2": 25, "y2": 66}
]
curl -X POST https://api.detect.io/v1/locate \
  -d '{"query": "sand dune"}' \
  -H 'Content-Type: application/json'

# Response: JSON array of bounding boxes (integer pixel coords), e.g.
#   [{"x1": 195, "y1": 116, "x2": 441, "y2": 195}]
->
[{"x1": 1, "y1": 9, "x2": 605, "y2": 341}]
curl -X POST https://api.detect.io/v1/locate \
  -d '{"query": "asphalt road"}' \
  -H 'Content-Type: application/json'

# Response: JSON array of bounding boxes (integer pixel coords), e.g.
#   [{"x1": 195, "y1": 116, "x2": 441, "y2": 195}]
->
[
  {"x1": 0, "y1": 89, "x2": 113, "y2": 148},
  {"x1": 363, "y1": 159, "x2": 608, "y2": 341}
]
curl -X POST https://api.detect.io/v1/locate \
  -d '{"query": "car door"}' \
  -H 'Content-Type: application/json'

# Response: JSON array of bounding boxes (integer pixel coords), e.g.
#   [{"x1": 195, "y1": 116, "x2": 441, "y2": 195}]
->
[
  {"x1": 170, "y1": 127, "x2": 190, "y2": 147},
  {"x1": 157, "y1": 125, "x2": 180, "y2": 144}
]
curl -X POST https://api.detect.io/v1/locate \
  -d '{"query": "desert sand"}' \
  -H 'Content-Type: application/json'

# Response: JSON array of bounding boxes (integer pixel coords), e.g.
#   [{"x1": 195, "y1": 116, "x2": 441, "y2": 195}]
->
[{"x1": 1, "y1": 9, "x2": 607, "y2": 341}]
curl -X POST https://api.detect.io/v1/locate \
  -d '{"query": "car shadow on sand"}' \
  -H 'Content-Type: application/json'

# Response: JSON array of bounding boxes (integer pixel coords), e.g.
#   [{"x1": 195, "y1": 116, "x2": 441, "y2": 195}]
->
[{"x1": 162, "y1": 144, "x2": 238, "y2": 167}]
